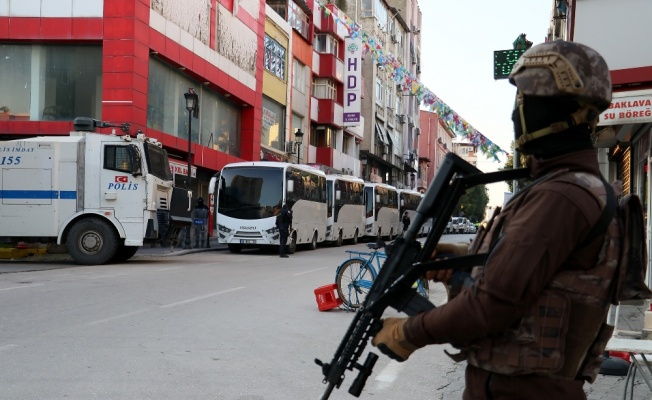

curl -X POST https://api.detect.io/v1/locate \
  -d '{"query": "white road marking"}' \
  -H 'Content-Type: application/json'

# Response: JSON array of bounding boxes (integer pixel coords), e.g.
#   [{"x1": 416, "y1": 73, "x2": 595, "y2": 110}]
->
[
  {"x1": 0, "y1": 344, "x2": 18, "y2": 352},
  {"x1": 89, "y1": 273, "x2": 129, "y2": 279},
  {"x1": 160, "y1": 287, "x2": 245, "y2": 308},
  {"x1": 293, "y1": 267, "x2": 328, "y2": 276},
  {"x1": 87, "y1": 309, "x2": 151, "y2": 326},
  {"x1": 0, "y1": 283, "x2": 44, "y2": 292},
  {"x1": 156, "y1": 267, "x2": 184, "y2": 271},
  {"x1": 374, "y1": 360, "x2": 405, "y2": 391}
]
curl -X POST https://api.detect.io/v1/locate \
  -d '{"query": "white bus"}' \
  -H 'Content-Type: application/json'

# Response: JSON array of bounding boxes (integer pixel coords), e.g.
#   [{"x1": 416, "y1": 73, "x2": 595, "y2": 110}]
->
[
  {"x1": 326, "y1": 175, "x2": 365, "y2": 246},
  {"x1": 364, "y1": 182, "x2": 400, "y2": 241},
  {"x1": 398, "y1": 189, "x2": 429, "y2": 236},
  {"x1": 215, "y1": 162, "x2": 327, "y2": 254}
]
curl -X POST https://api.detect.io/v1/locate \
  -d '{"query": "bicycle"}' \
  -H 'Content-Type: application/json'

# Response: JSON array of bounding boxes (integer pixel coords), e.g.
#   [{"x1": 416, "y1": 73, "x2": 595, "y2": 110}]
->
[{"x1": 334, "y1": 241, "x2": 429, "y2": 310}]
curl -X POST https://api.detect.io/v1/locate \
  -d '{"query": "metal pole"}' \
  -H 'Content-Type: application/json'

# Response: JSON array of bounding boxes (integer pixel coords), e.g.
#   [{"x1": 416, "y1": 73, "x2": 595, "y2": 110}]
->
[{"x1": 184, "y1": 109, "x2": 193, "y2": 249}]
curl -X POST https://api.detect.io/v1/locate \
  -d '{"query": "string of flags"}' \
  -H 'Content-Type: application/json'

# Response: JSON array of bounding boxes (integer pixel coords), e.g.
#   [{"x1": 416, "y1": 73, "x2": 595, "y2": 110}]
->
[{"x1": 317, "y1": 2, "x2": 509, "y2": 161}]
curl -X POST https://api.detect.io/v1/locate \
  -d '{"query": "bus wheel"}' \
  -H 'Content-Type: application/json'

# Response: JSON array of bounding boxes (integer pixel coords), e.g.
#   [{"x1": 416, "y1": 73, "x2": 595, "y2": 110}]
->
[
  {"x1": 335, "y1": 231, "x2": 343, "y2": 247},
  {"x1": 348, "y1": 230, "x2": 358, "y2": 245},
  {"x1": 308, "y1": 232, "x2": 318, "y2": 250},
  {"x1": 287, "y1": 233, "x2": 297, "y2": 254},
  {"x1": 228, "y1": 244, "x2": 242, "y2": 253}
]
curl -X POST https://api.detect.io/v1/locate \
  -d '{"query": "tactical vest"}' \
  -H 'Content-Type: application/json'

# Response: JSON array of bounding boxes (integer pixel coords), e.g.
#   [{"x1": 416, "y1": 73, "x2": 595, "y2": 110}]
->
[{"x1": 456, "y1": 171, "x2": 620, "y2": 383}]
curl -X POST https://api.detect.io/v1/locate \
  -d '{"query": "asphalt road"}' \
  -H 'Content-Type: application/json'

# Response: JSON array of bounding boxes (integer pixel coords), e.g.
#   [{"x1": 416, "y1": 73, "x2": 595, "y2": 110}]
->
[{"x1": 0, "y1": 234, "x2": 643, "y2": 399}]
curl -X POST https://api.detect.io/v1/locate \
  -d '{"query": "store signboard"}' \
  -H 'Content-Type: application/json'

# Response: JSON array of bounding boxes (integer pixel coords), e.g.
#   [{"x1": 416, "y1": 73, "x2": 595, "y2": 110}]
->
[
  {"x1": 169, "y1": 160, "x2": 197, "y2": 178},
  {"x1": 343, "y1": 37, "x2": 362, "y2": 126},
  {"x1": 599, "y1": 91, "x2": 652, "y2": 126}
]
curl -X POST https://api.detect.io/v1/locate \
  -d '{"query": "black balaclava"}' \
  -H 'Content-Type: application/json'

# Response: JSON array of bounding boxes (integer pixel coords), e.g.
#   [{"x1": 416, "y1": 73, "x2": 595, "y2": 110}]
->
[{"x1": 512, "y1": 95, "x2": 594, "y2": 158}]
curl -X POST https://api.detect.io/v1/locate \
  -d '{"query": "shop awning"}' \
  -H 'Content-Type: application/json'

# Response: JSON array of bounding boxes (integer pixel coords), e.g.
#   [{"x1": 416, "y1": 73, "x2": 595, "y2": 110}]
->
[{"x1": 375, "y1": 121, "x2": 389, "y2": 146}]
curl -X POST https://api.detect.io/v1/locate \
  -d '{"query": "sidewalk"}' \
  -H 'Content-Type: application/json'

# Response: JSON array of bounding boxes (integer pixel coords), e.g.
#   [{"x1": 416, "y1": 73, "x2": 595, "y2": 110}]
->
[
  {"x1": 0, "y1": 237, "x2": 227, "y2": 274},
  {"x1": 134, "y1": 236, "x2": 227, "y2": 257}
]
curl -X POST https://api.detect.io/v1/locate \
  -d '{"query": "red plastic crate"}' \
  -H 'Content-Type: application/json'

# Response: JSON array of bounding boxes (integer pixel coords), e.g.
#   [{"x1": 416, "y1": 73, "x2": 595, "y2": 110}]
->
[{"x1": 314, "y1": 283, "x2": 342, "y2": 311}]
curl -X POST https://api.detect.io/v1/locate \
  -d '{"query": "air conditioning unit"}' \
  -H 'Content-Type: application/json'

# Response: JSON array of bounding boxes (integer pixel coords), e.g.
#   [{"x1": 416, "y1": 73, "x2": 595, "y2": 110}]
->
[
  {"x1": 415, "y1": 127, "x2": 421, "y2": 136},
  {"x1": 397, "y1": 115, "x2": 406, "y2": 124},
  {"x1": 408, "y1": 116, "x2": 414, "y2": 126},
  {"x1": 285, "y1": 141, "x2": 296, "y2": 154}
]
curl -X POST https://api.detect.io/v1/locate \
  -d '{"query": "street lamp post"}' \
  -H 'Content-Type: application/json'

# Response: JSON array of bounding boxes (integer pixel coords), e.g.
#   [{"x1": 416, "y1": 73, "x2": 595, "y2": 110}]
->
[
  {"x1": 183, "y1": 88, "x2": 198, "y2": 249},
  {"x1": 295, "y1": 128, "x2": 304, "y2": 165}
]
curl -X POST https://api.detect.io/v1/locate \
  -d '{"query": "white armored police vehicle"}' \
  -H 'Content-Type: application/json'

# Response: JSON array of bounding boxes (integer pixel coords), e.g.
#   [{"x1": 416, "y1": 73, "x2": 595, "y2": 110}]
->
[{"x1": 0, "y1": 117, "x2": 191, "y2": 265}]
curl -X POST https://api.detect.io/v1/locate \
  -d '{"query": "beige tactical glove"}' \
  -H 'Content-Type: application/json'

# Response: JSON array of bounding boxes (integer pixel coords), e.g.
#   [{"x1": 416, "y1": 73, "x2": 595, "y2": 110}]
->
[
  {"x1": 426, "y1": 242, "x2": 469, "y2": 282},
  {"x1": 371, "y1": 318, "x2": 421, "y2": 362}
]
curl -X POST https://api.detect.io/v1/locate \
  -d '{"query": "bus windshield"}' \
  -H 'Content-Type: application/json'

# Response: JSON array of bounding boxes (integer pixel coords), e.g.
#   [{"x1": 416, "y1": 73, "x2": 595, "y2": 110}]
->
[{"x1": 218, "y1": 166, "x2": 283, "y2": 220}]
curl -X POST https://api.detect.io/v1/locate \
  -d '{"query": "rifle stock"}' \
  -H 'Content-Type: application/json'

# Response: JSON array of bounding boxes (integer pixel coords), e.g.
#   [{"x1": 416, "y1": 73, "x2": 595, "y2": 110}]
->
[{"x1": 316, "y1": 153, "x2": 529, "y2": 398}]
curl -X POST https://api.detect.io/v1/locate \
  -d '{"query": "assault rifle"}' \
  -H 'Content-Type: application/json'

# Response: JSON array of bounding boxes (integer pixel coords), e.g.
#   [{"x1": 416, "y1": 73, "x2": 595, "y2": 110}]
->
[{"x1": 315, "y1": 153, "x2": 530, "y2": 399}]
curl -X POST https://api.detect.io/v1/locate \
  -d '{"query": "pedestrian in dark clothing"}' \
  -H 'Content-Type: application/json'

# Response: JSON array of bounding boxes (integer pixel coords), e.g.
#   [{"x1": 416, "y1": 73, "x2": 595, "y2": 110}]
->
[
  {"x1": 276, "y1": 203, "x2": 293, "y2": 258},
  {"x1": 402, "y1": 211, "x2": 410, "y2": 231},
  {"x1": 191, "y1": 197, "x2": 209, "y2": 248}
]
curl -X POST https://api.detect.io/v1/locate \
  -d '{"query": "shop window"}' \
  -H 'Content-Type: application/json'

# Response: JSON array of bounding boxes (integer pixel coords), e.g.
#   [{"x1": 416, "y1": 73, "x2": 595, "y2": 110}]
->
[
  {"x1": 267, "y1": 0, "x2": 287, "y2": 19},
  {"x1": 314, "y1": 34, "x2": 338, "y2": 56},
  {"x1": 288, "y1": 1, "x2": 310, "y2": 39},
  {"x1": 313, "y1": 127, "x2": 334, "y2": 148},
  {"x1": 312, "y1": 78, "x2": 337, "y2": 100},
  {"x1": 147, "y1": 57, "x2": 242, "y2": 157},
  {"x1": 262, "y1": 96, "x2": 286, "y2": 151},
  {"x1": 264, "y1": 34, "x2": 287, "y2": 81},
  {"x1": 293, "y1": 59, "x2": 307, "y2": 93},
  {"x1": 0, "y1": 44, "x2": 101, "y2": 122}
]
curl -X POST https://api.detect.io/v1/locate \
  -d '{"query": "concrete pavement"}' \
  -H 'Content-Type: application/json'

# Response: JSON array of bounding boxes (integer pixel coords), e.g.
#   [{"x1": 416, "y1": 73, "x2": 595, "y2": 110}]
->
[{"x1": 0, "y1": 239, "x2": 650, "y2": 399}]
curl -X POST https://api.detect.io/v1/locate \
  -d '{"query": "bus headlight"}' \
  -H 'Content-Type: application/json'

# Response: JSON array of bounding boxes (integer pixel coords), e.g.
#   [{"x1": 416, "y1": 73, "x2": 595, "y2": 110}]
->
[
  {"x1": 265, "y1": 227, "x2": 278, "y2": 234},
  {"x1": 218, "y1": 224, "x2": 232, "y2": 233}
]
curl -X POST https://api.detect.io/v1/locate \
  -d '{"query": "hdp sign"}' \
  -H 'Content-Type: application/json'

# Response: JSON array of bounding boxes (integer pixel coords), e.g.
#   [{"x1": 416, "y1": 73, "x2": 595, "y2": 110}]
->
[{"x1": 493, "y1": 48, "x2": 526, "y2": 80}]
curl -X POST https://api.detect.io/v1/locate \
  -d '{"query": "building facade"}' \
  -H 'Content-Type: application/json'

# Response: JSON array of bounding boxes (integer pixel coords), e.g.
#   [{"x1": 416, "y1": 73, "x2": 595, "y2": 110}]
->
[
  {"x1": 548, "y1": 0, "x2": 652, "y2": 282},
  {"x1": 418, "y1": 109, "x2": 454, "y2": 193},
  {"x1": 0, "y1": 0, "x2": 426, "y2": 196},
  {"x1": 0, "y1": 0, "x2": 265, "y2": 200}
]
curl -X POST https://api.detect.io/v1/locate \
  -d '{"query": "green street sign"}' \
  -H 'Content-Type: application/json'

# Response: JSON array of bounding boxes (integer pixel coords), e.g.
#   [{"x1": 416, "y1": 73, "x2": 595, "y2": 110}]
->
[{"x1": 493, "y1": 48, "x2": 526, "y2": 80}]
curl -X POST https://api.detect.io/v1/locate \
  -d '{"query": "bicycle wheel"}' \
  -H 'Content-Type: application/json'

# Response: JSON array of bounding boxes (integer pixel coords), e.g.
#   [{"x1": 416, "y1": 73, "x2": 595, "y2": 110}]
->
[{"x1": 336, "y1": 259, "x2": 375, "y2": 309}]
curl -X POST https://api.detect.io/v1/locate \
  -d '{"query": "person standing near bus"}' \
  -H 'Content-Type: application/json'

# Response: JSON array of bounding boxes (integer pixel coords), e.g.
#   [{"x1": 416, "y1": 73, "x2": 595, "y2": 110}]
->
[
  {"x1": 191, "y1": 197, "x2": 209, "y2": 248},
  {"x1": 276, "y1": 203, "x2": 293, "y2": 258},
  {"x1": 402, "y1": 211, "x2": 410, "y2": 232}
]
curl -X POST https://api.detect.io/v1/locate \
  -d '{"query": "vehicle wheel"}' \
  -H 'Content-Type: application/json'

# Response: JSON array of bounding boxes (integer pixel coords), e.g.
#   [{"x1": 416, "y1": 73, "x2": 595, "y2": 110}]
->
[
  {"x1": 228, "y1": 244, "x2": 242, "y2": 253},
  {"x1": 308, "y1": 232, "x2": 318, "y2": 250},
  {"x1": 287, "y1": 233, "x2": 297, "y2": 254},
  {"x1": 66, "y1": 218, "x2": 119, "y2": 265},
  {"x1": 348, "y1": 230, "x2": 359, "y2": 245},
  {"x1": 111, "y1": 244, "x2": 139, "y2": 263},
  {"x1": 336, "y1": 259, "x2": 375, "y2": 309},
  {"x1": 335, "y1": 231, "x2": 343, "y2": 247}
]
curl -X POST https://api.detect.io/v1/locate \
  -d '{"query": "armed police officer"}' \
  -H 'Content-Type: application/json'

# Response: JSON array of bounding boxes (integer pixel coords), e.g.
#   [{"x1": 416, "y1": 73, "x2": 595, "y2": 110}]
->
[
  {"x1": 191, "y1": 197, "x2": 209, "y2": 248},
  {"x1": 373, "y1": 41, "x2": 619, "y2": 400}
]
